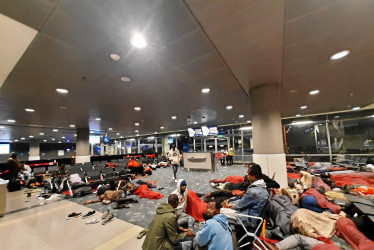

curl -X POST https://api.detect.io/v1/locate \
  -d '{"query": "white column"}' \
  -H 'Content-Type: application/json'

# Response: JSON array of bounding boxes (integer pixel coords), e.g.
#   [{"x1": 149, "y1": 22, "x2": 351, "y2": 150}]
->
[
  {"x1": 28, "y1": 140, "x2": 40, "y2": 161},
  {"x1": 76, "y1": 128, "x2": 90, "y2": 163}
]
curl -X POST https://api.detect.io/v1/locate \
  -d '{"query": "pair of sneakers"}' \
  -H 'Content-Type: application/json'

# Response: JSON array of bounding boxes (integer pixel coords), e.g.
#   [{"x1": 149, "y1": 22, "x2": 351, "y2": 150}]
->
[{"x1": 101, "y1": 210, "x2": 115, "y2": 225}]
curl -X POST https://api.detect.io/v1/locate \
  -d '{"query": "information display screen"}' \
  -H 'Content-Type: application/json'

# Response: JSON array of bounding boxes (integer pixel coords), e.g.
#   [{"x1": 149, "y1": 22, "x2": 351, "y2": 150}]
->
[
  {"x1": 188, "y1": 126, "x2": 218, "y2": 137},
  {"x1": 89, "y1": 135, "x2": 100, "y2": 144},
  {"x1": 0, "y1": 144, "x2": 10, "y2": 154}
]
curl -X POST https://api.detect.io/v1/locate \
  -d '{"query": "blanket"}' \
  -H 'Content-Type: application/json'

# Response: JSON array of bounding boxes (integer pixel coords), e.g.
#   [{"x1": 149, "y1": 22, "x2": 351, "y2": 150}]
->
[
  {"x1": 133, "y1": 184, "x2": 163, "y2": 200},
  {"x1": 301, "y1": 189, "x2": 340, "y2": 214},
  {"x1": 330, "y1": 172, "x2": 374, "y2": 187},
  {"x1": 185, "y1": 190, "x2": 207, "y2": 222}
]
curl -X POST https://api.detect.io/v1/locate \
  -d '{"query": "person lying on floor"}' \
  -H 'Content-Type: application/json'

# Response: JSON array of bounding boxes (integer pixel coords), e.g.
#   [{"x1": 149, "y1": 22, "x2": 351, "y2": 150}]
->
[
  {"x1": 142, "y1": 194, "x2": 194, "y2": 250},
  {"x1": 196, "y1": 197, "x2": 233, "y2": 250},
  {"x1": 203, "y1": 190, "x2": 233, "y2": 202},
  {"x1": 300, "y1": 187, "x2": 341, "y2": 214},
  {"x1": 222, "y1": 164, "x2": 269, "y2": 227},
  {"x1": 83, "y1": 188, "x2": 138, "y2": 208},
  {"x1": 263, "y1": 234, "x2": 339, "y2": 250}
]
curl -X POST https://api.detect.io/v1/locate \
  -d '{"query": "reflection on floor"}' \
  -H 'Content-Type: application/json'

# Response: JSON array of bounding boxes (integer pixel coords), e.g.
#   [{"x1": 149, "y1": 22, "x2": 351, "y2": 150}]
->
[{"x1": 0, "y1": 197, "x2": 144, "y2": 250}]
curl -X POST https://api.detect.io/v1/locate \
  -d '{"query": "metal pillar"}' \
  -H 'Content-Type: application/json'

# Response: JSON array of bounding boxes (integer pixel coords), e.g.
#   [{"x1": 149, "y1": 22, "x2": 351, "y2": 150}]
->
[
  {"x1": 241, "y1": 130, "x2": 244, "y2": 163},
  {"x1": 326, "y1": 116, "x2": 333, "y2": 162},
  {"x1": 137, "y1": 138, "x2": 141, "y2": 153},
  {"x1": 193, "y1": 138, "x2": 196, "y2": 151}
]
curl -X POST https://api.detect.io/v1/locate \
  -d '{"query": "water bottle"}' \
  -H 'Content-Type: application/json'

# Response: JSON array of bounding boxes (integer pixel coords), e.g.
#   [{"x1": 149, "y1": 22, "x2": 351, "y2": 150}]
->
[{"x1": 188, "y1": 216, "x2": 195, "y2": 233}]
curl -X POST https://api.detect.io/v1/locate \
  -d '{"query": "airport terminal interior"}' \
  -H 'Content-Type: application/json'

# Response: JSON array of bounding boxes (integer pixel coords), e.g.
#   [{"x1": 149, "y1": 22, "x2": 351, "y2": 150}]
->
[{"x1": 1, "y1": 1, "x2": 374, "y2": 249}]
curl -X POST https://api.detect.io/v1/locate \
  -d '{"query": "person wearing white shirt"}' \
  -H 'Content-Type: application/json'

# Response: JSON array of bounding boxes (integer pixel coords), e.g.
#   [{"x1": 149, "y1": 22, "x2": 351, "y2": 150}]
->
[{"x1": 167, "y1": 144, "x2": 180, "y2": 181}]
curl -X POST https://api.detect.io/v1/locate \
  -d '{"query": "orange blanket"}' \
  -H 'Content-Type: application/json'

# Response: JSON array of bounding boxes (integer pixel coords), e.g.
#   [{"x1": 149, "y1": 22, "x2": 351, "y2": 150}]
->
[
  {"x1": 133, "y1": 184, "x2": 163, "y2": 200},
  {"x1": 185, "y1": 190, "x2": 207, "y2": 222}
]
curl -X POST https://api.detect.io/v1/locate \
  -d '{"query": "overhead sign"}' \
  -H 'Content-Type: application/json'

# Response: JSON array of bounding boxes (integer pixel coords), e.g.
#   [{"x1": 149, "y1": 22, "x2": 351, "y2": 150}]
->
[
  {"x1": 188, "y1": 126, "x2": 218, "y2": 137},
  {"x1": 103, "y1": 137, "x2": 110, "y2": 143}
]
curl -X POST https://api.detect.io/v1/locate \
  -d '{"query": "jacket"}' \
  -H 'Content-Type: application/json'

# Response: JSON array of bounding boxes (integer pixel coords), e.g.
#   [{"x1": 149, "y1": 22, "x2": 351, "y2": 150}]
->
[
  {"x1": 167, "y1": 149, "x2": 180, "y2": 165},
  {"x1": 142, "y1": 203, "x2": 186, "y2": 250},
  {"x1": 171, "y1": 179, "x2": 187, "y2": 213},
  {"x1": 232, "y1": 179, "x2": 268, "y2": 226},
  {"x1": 196, "y1": 214, "x2": 233, "y2": 250}
]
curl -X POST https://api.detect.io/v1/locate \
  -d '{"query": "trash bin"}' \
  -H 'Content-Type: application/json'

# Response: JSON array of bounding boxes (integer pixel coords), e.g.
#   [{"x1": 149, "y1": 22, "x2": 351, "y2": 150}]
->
[{"x1": 0, "y1": 179, "x2": 8, "y2": 217}]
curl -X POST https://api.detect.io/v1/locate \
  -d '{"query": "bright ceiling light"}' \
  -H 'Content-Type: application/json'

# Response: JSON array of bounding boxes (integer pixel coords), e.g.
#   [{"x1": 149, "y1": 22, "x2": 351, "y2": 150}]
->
[
  {"x1": 352, "y1": 106, "x2": 360, "y2": 111},
  {"x1": 295, "y1": 114, "x2": 301, "y2": 117},
  {"x1": 330, "y1": 50, "x2": 350, "y2": 60},
  {"x1": 25, "y1": 108, "x2": 35, "y2": 112},
  {"x1": 201, "y1": 88, "x2": 210, "y2": 94},
  {"x1": 8, "y1": 119, "x2": 16, "y2": 123},
  {"x1": 116, "y1": 133, "x2": 120, "y2": 135},
  {"x1": 95, "y1": 118, "x2": 101, "y2": 121},
  {"x1": 226, "y1": 105, "x2": 233, "y2": 110},
  {"x1": 53, "y1": 129, "x2": 58, "y2": 132},
  {"x1": 238, "y1": 114, "x2": 244, "y2": 118},
  {"x1": 135, "y1": 130, "x2": 139, "y2": 133},
  {"x1": 29, "y1": 135, "x2": 33, "y2": 138},
  {"x1": 300, "y1": 105, "x2": 308, "y2": 109},
  {"x1": 160, "y1": 126, "x2": 164, "y2": 129},
  {"x1": 120, "y1": 136, "x2": 123, "y2": 138},
  {"x1": 247, "y1": 120, "x2": 251, "y2": 123},
  {"x1": 136, "y1": 133, "x2": 139, "y2": 136},
  {"x1": 171, "y1": 116, "x2": 177, "y2": 120},
  {"x1": 239, "y1": 126, "x2": 253, "y2": 130},
  {"x1": 334, "y1": 116, "x2": 340, "y2": 118},
  {"x1": 39, "y1": 132, "x2": 44, "y2": 135},
  {"x1": 43, "y1": 139, "x2": 47, "y2": 142},
  {"x1": 59, "y1": 106, "x2": 68, "y2": 109},
  {"x1": 130, "y1": 33, "x2": 148, "y2": 49},
  {"x1": 292, "y1": 121, "x2": 314, "y2": 125},
  {"x1": 62, "y1": 136, "x2": 65, "y2": 139},
  {"x1": 14, "y1": 139, "x2": 18, "y2": 142},
  {"x1": 135, "y1": 122, "x2": 139, "y2": 126},
  {"x1": 56, "y1": 88, "x2": 69, "y2": 94},
  {"x1": 110, "y1": 54, "x2": 120, "y2": 61},
  {"x1": 58, "y1": 141, "x2": 61, "y2": 143},
  {"x1": 0, "y1": 126, "x2": 4, "y2": 129},
  {"x1": 120, "y1": 76, "x2": 131, "y2": 82},
  {"x1": 134, "y1": 107, "x2": 141, "y2": 111},
  {"x1": 21, "y1": 137, "x2": 25, "y2": 140},
  {"x1": 69, "y1": 124, "x2": 75, "y2": 128},
  {"x1": 74, "y1": 134, "x2": 77, "y2": 136},
  {"x1": 309, "y1": 90, "x2": 320, "y2": 95},
  {"x1": 193, "y1": 121, "x2": 198, "y2": 124}
]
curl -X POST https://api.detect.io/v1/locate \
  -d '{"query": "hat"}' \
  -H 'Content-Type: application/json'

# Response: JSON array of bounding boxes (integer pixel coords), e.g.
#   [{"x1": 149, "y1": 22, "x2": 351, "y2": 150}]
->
[
  {"x1": 248, "y1": 164, "x2": 262, "y2": 178},
  {"x1": 180, "y1": 180, "x2": 187, "y2": 186}
]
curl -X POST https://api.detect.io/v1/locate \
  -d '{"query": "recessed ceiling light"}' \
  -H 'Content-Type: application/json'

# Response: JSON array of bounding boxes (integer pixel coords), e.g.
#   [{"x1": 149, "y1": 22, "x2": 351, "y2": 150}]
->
[
  {"x1": 247, "y1": 120, "x2": 251, "y2": 123},
  {"x1": 116, "y1": 133, "x2": 120, "y2": 135},
  {"x1": 300, "y1": 105, "x2": 308, "y2": 109},
  {"x1": 130, "y1": 33, "x2": 148, "y2": 49},
  {"x1": 74, "y1": 134, "x2": 77, "y2": 136},
  {"x1": 193, "y1": 121, "x2": 198, "y2": 124},
  {"x1": 25, "y1": 108, "x2": 35, "y2": 112},
  {"x1": 108, "y1": 128, "x2": 113, "y2": 131},
  {"x1": 39, "y1": 132, "x2": 44, "y2": 135},
  {"x1": 29, "y1": 135, "x2": 34, "y2": 138},
  {"x1": 8, "y1": 119, "x2": 16, "y2": 123},
  {"x1": 56, "y1": 88, "x2": 69, "y2": 94},
  {"x1": 352, "y1": 106, "x2": 360, "y2": 111},
  {"x1": 154, "y1": 132, "x2": 157, "y2": 134},
  {"x1": 90, "y1": 131, "x2": 93, "y2": 134},
  {"x1": 95, "y1": 118, "x2": 101, "y2": 121},
  {"x1": 292, "y1": 121, "x2": 314, "y2": 125},
  {"x1": 0, "y1": 126, "x2": 4, "y2": 129},
  {"x1": 14, "y1": 139, "x2": 19, "y2": 142},
  {"x1": 69, "y1": 124, "x2": 75, "y2": 128},
  {"x1": 110, "y1": 54, "x2": 120, "y2": 61},
  {"x1": 171, "y1": 116, "x2": 177, "y2": 120},
  {"x1": 309, "y1": 90, "x2": 320, "y2": 95},
  {"x1": 21, "y1": 137, "x2": 25, "y2": 140},
  {"x1": 59, "y1": 106, "x2": 68, "y2": 109},
  {"x1": 289, "y1": 89, "x2": 298, "y2": 94},
  {"x1": 330, "y1": 50, "x2": 350, "y2": 60},
  {"x1": 334, "y1": 116, "x2": 340, "y2": 118},
  {"x1": 160, "y1": 126, "x2": 164, "y2": 129},
  {"x1": 51, "y1": 138, "x2": 55, "y2": 141},
  {"x1": 134, "y1": 107, "x2": 141, "y2": 111},
  {"x1": 120, "y1": 76, "x2": 131, "y2": 82},
  {"x1": 58, "y1": 141, "x2": 61, "y2": 143},
  {"x1": 43, "y1": 139, "x2": 47, "y2": 142},
  {"x1": 201, "y1": 88, "x2": 210, "y2": 94},
  {"x1": 135, "y1": 130, "x2": 139, "y2": 133},
  {"x1": 53, "y1": 129, "x2": 58, "y2": 132},
  {"x1": 295, "y1": 114, "x2": 301, "y2": 117},
  {"x1": 238, "y1": 114, "x2": 244, "y2": 118},
  {"x1": 136, "y1": 134, "x2": 139, "y2": 136},
  {"x1": 135, "y1": 122, "x2": 139, "y2": 126},
  {"x1": 226, "y1": 105, "x2": 233, "y2": 110},
  {"x1": 62, "y1": 136, "x2": 65, "y2": 139}
]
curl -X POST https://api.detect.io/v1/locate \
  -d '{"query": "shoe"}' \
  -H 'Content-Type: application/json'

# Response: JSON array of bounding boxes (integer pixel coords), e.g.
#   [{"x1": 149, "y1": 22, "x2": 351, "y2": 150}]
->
[
  {"x1": 82, "y1": 210, "x2": 96, "y2": 219},
  {"x1": 27, "y1": 192, "x2": 31, "y2": 197},
  {"x1": 137, "y1": 229, "x2": 148, "y2": 239},
  {"x1": 114, "y1": 204, "x2": 129, "y2": 209},
  {"x1": 270, "y1": 228, "x2": 284, "y2": 240},
  {"x1": 67, "y1": 212, "x2": 82, "y2": 219},
  {"x1": 102, "y1": 213, "x2": 114, "y2": 225},
  {"x1": 85, "y1": 218, "x2": 99, "y2": 224},
  {"x1": 102, "y1": 210, "x2": 110, "y2": 220}
]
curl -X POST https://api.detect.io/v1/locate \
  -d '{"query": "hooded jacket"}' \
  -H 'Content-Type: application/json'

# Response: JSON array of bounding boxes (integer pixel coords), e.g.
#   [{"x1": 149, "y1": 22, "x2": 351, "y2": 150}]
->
[
  {"x1": 142, "y1": 203, "x2": 186, "y2": 250},
  {"x1": 196, "y1": 214, "x2": 233, "y2": 250},
  {"x1": 232, "y1": 179, "x2": 268, "y2": 226},
  {"x1": 171, "y1": 179, "x2": 188, "y2": 213}
]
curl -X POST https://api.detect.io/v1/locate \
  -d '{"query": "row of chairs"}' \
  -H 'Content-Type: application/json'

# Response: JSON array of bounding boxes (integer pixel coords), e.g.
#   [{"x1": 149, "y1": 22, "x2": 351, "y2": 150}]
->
[{"x1": 337, "y1": 155, "x2": 373, "y2": 170}]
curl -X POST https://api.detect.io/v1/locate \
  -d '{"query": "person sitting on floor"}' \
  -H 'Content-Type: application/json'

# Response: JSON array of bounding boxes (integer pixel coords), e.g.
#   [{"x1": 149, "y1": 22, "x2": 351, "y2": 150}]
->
[
  {"x1": 83, "y1": 188, "x2": 138, "y2": 208},
  {"x1": 142, "y1": 194, "x2": 194, "y2": 250},
  {"x1": 247, "y1": 164, "x2": 280, "y2": 189},
  {"x1": 171, "y1": 179, "x2": 191, "y2": 227},
  {"x1": 196, "y1": 197, "x2": 233, "y2": 250},
  {"x1": 222, "y1": 164, "x2": 269, "y2": 227}
]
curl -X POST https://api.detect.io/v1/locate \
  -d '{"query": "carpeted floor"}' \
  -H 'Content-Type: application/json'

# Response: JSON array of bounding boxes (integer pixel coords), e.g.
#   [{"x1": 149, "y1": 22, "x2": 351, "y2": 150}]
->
[{"x1": 69, "y1": 164, "x2": 246, "y2": 228}]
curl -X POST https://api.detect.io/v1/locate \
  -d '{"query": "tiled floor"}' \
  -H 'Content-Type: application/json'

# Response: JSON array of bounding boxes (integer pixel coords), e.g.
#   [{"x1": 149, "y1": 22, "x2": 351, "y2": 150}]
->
[{"x1": 0, "y1": 197, "x2": 144, "y2": 250}]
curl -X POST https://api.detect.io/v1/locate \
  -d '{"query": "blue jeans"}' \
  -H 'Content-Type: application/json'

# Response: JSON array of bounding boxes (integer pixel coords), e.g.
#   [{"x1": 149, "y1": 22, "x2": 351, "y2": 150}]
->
[
  {"x1": 172, "y1": 164, "x2": 178, "y2": 179},
  {"x1": 301, "y1": 195, "x2": 332, "y2": 213}
]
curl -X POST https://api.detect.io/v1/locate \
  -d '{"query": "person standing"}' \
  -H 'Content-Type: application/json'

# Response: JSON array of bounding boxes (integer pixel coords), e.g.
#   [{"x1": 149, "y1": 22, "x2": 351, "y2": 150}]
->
[
  {"x1": 168, "y1": 144, "x2": 180, "y2": 181},
  {"x1": 7, "y1": 152, "x2": 19, "y2": 181}
]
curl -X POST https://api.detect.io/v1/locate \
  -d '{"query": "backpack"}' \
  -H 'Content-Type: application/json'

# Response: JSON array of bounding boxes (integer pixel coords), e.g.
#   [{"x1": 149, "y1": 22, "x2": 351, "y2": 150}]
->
[
  {"x1": 73, "y1": 186, "x2": 92, "y2": 197},
  {"x1": 8, "y1": 179, "x2": 21, "y2": 192}
]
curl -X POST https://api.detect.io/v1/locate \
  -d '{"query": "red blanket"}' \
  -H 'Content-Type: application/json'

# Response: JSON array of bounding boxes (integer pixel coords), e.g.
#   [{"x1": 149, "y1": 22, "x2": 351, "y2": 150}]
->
[
  {"x1": 133, "y1": 185, "x2": 164, "y2": 200},
  {"x1": 209, "y1": 175, "x2": 244, "y2": 184},
  {"x1": 185, "y1": 190, "x2": 207, "y2": 222},
  {"x1": 330, "y1": 173, "x2": 374, "y2": 187},
  {"x1": 287, "y1": 173, "x2": 301, "y2": 179},
  {"x1": 314, "y1": 177, "x2": 331, "y2": 191},
  {"x1": 301, "y1": 189, "x2": 340, "y2": 214},
  {"x1": 326, "y1": 166, "x2": 346, "y2": 171},
  {"x1": 336, "y1": 218, "x2": 374, "y2": 250}
]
